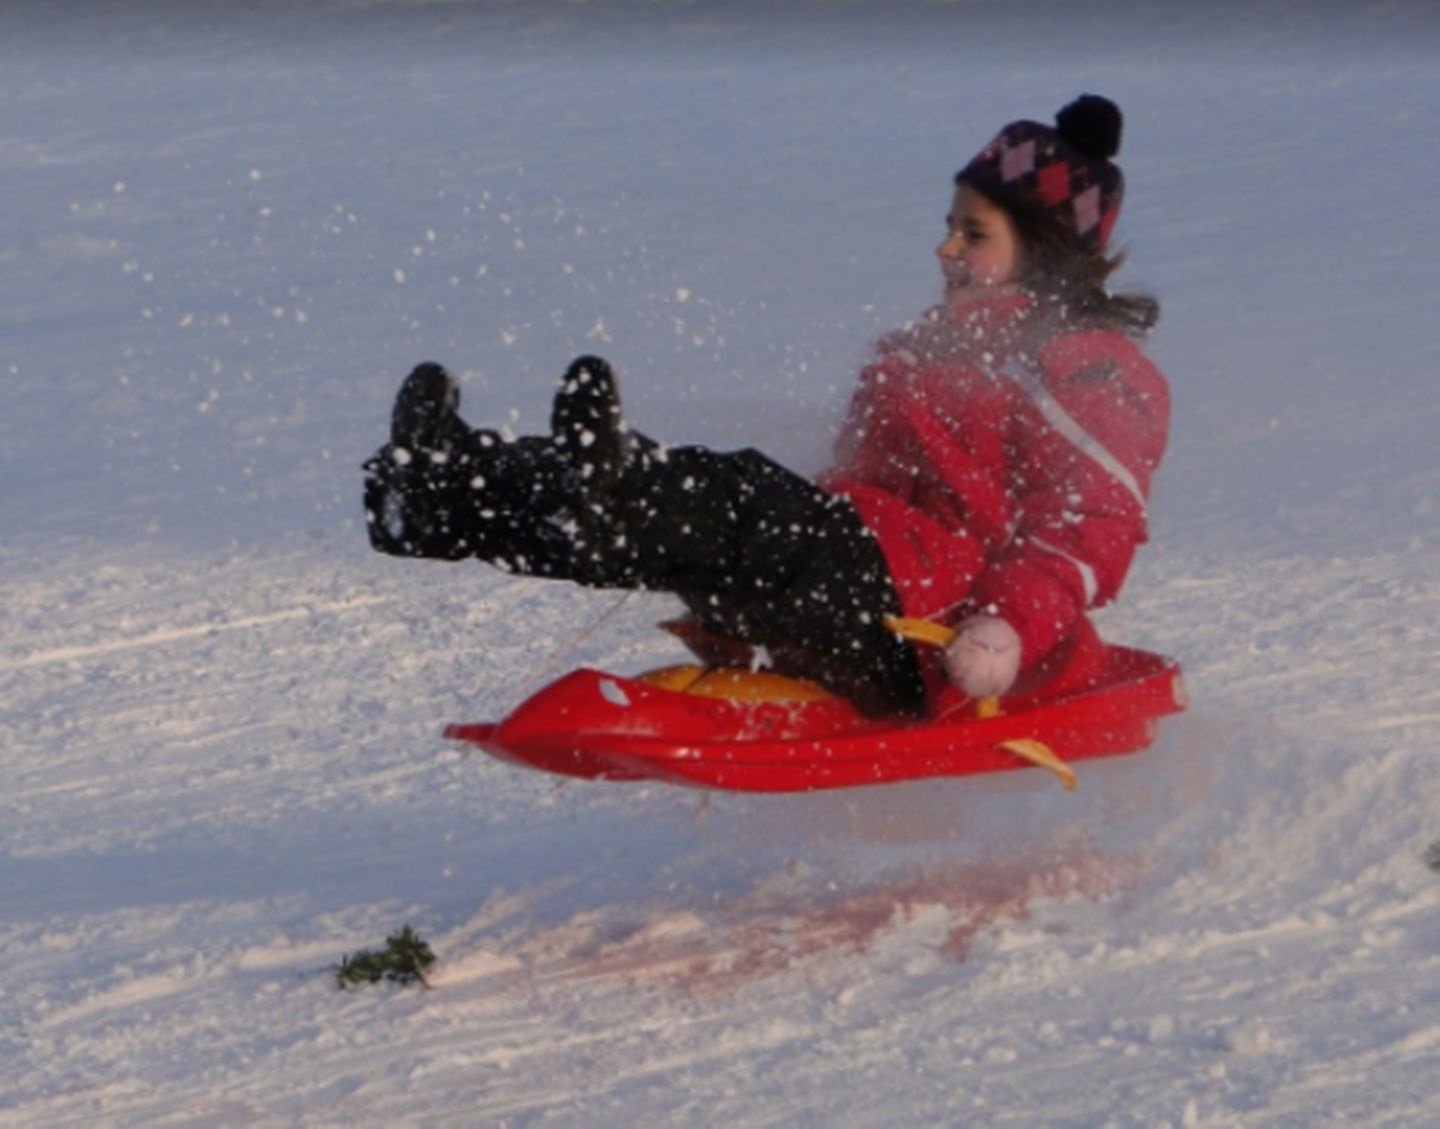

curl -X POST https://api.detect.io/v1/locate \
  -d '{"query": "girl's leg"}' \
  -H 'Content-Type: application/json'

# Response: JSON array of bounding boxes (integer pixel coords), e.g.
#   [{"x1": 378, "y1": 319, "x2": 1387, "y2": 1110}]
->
[
  {"x1": 601, "y1": 443, "x2": 927, "y2": 716},
  {"x1": 547, "y1": 358, "x2": 925, "y2": 716},
  {"x1": 364, "y1": 357, "x2": 925, "y2": 716}
]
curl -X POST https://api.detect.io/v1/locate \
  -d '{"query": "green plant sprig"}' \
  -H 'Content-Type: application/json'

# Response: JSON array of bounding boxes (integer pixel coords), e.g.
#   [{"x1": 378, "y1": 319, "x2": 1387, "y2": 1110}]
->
[{"x1": 335, "y1": 925, "x2": 437, "y2": 989}]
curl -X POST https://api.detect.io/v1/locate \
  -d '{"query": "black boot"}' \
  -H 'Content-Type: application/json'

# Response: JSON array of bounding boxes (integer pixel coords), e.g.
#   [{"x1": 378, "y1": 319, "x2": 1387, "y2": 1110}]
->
[
  {"x1": 364, "y1": 362, "x2": 474, "y2": 559},
  {"x1": 546, "y1": 354, "x2": 667, "y2": 583},
  {"x1": 364, "y1": 363, "x2": 582, "y2": 568},
  {"x1": 550, "y1": 355, "x2": 629, "y2": 494},
  {"x1": 390, "y1": 361, "x2": 463, "y2": 454}
]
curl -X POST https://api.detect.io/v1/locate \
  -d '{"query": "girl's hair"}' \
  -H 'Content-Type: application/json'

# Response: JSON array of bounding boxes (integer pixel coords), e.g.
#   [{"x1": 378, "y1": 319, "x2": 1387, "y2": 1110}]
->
[{"x1": 1000, "y1": 191, "x2": 1160, "y2": 336}]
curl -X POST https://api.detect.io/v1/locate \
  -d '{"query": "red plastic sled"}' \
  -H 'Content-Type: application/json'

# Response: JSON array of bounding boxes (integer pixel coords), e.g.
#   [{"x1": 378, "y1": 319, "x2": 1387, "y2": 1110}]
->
[{"x1": 444, "y1": 644, "x2": 1187, "y2": 794}]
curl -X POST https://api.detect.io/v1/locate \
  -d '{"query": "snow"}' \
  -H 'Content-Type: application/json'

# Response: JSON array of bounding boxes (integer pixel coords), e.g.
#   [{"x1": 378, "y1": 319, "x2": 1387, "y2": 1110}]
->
[{"x1": 3, "y1": 1, "x2": 1439, "y2": 1125}]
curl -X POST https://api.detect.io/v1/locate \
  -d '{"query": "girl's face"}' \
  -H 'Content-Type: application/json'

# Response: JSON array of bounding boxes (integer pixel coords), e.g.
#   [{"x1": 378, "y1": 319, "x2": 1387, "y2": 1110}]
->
[{"x1": 937, "y1": 184, "x2": 1020, "y2": 299}]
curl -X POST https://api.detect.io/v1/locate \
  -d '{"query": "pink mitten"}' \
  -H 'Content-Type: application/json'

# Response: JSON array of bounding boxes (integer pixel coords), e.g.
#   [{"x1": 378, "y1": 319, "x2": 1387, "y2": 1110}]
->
[{"x1": 944, "y1": 615, "x2": 1022, "y2": 698}]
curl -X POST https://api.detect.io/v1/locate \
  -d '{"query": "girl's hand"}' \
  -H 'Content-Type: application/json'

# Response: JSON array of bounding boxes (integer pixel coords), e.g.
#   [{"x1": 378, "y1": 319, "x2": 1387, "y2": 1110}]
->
[{"x1": 944, "y1": 615, "x2": 1022, "y2": 698}]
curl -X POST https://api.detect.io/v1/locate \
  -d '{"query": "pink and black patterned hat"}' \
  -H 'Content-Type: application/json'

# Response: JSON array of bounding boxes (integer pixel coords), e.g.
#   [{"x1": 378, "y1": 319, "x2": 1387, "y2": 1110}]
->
[{"x1": 957, "y1": 95, "x2": 1125, "y2": 253}]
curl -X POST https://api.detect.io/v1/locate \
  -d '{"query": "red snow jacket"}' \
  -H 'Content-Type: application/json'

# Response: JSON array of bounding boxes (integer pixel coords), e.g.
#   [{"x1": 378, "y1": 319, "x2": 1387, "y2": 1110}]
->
[{"x1": 821, "y1": 292, "x2": 1169, "y2": 689}]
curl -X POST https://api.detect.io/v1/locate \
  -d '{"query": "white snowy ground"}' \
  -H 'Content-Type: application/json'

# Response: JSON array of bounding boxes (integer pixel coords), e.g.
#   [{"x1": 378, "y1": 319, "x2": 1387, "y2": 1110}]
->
[{"x1": 2, "y1": 1, "x2": 1438, "y2": 1125}]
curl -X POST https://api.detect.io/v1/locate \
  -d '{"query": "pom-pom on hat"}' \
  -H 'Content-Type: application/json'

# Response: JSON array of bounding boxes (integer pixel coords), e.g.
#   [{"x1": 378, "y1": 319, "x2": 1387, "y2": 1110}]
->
[{"x1": 956, "y1": 94, "x2": 1125, "y2": 253}]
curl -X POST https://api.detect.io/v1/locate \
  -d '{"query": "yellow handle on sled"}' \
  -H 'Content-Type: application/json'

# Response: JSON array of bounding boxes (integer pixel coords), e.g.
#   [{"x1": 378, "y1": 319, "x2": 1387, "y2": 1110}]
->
[
  {"x1": 997, "y1": 738, "x2": 1078, "y2": 791},
  {"x1": 885, "y1": 615, "x2": 956, "y2": 649}
]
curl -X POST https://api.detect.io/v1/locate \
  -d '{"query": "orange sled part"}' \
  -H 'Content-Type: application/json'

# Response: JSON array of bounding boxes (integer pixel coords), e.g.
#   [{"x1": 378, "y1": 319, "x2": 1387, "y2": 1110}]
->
[{"x1": 444, "y1": 644, "x2": 1186, "y2": 794}]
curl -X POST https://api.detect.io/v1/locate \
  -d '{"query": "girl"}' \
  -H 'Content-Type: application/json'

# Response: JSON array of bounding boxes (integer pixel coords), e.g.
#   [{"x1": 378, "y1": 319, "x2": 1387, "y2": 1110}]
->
[{"x1": 363, "y1": 94, "x2": 1169, "y2": 719}]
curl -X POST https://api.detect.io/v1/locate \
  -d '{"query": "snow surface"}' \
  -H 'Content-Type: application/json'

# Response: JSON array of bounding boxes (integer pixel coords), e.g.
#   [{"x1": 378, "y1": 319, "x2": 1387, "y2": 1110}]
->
[{"x1": 3, "y1": 1, "x2": 1439, "y2": 1125}]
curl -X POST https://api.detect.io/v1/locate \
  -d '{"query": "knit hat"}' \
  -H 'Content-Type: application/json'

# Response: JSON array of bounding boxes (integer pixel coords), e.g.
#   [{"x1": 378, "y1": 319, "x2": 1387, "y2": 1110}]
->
[{"x1": 956, "y1": 94, "x2": 1125, "y2": 253}]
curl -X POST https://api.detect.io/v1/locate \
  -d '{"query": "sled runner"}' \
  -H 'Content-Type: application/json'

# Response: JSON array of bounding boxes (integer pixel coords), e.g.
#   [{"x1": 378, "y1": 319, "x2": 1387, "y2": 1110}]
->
[{"x1": 444, "y1": 621, "x2": 1186, "y2": 793}]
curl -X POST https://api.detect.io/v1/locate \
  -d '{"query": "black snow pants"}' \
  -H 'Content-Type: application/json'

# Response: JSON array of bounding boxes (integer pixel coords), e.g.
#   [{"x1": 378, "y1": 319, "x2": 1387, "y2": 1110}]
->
[{"x1": 363, "y1": 370, "x2": 926, "y2": 718}]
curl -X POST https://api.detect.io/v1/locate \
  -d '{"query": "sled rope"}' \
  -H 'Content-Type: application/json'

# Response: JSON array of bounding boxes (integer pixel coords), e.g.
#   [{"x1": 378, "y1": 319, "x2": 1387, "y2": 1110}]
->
[{"x1": 508, "y1": 589, "x2": 636, "y2": 706}]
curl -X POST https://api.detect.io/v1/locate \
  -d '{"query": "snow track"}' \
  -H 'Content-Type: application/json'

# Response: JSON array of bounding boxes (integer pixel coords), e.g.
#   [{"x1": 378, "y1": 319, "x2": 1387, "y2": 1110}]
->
[{"x1": 3, "y1": 542, "x2": 1435, "y2": 1126}]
